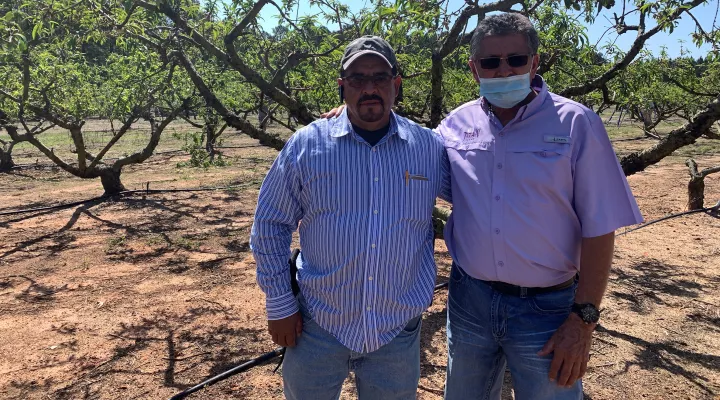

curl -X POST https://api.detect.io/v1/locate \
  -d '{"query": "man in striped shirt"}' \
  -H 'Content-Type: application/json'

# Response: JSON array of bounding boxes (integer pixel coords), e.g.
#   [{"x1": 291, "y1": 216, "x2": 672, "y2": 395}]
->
[{"x1": 250, "y1": 36, "x2": 451, "y2": 399}]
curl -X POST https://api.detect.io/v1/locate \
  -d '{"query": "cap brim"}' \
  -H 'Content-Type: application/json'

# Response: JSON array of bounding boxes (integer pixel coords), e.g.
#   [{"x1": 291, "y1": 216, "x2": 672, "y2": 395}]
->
[{"x1": 342, "y1": 50, "x2": 393, "y2": 71}]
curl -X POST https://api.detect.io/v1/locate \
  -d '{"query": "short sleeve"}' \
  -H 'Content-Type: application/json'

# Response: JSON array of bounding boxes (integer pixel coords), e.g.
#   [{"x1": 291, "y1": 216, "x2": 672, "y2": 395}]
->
[{"x1": 573, "y1": 113, "x2": 644, "y2": 237}]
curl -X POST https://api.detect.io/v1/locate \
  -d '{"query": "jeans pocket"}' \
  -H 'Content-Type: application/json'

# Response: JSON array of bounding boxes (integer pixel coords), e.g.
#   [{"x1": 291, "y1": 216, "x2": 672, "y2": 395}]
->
[
  {"x1": 528, "y1": 285, "x2": 575, "y2": 315},
  {"x1": 397, "y1": 316, "x2": 422, "y2": 337},
  {"x1": 450, "y1": 263, "x2": 468, "y2": 284}
]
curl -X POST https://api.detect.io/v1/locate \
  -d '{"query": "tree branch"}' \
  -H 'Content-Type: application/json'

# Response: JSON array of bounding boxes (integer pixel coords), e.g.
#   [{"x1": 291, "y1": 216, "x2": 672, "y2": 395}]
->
[
  {"x1": 560, "y1": 0, "x2": 706, "y2": 98},
  {"x1": 87, "y1": 114, "x2": 139, "y2": 171},
  {"x1": 172, "y1": 49, "x2": 286, "y2": 151},
  {"x1": 113, "y1": 102, "x2": 184, "y2": 170},
  {"x1": 621, "y1": 94, "x2": 720, "y2": 176},
  {"x1": 135, "y1": 0, "x2": 315, "y2": 125},
  {"x1": 225, "y1": 0, "x2": 269, "y2": 44},
  {"x1": 270, "y1": 40, "x2": 345, "y2": 87},
  {"x1": 663, "y1": 73, "x2": 717, "y2": 97}
]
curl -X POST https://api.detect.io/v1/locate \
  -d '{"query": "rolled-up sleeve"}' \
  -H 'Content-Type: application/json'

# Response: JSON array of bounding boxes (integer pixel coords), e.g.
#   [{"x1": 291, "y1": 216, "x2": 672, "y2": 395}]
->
[
  {"x1": 250, "y1": 135, "x2": 303, "y2": 320},
  {"x1": 573, "y1": 113, "x2": 644, "y2": 237}
]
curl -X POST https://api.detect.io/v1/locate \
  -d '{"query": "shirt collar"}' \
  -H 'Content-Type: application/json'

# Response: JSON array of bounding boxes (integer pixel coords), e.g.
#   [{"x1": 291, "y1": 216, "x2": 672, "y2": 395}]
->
[
  {"x1": 519, "y1": 74, "x2": 549, "y2": 120},
  {"x1": 330, "y1": 108, "x2": 406, "y2": 141}
]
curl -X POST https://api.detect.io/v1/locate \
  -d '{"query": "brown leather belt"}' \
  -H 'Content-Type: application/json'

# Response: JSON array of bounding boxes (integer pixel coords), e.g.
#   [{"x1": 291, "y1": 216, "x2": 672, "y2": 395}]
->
[{"x1": 480, "y1": 275, "x2": 576, "y2": 297}]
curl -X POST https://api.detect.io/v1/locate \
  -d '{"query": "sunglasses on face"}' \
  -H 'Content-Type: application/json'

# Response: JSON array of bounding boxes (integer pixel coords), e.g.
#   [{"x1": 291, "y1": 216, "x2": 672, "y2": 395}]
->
[
  {"x1": 342, "y1": 74, "x2": 396, "y2": 88},
  {"x1": 476, "y1": 54, "x2": 532, "y2": 69}
]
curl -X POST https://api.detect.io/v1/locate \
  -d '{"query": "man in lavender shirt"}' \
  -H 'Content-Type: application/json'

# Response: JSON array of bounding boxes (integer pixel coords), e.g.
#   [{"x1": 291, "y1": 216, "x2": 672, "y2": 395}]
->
[{"x1": 438, "y1": 13, "x2": 643, "y2": 400}]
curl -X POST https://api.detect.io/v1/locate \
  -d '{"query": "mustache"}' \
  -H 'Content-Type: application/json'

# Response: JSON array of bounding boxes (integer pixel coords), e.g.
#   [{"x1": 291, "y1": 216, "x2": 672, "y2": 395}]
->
[{"x1": 358, "y1": 95, "x2": 384, "y2": 106}]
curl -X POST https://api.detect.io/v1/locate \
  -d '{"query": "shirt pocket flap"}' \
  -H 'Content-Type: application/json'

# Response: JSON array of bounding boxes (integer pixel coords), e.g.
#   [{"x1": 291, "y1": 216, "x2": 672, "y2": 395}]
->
[
  {"x1": 444, "y1": 139, "x2": 494, "y2": 152},
  {"x1": 507, "y1": 141, "x2": 571, "y2": 157}
]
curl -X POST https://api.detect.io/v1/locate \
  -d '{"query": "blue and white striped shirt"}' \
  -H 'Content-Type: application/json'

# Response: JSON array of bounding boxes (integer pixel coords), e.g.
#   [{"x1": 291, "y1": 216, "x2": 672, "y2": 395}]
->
[{"x1": 251, "y1": 109, "x2": 451, "y2": 353}]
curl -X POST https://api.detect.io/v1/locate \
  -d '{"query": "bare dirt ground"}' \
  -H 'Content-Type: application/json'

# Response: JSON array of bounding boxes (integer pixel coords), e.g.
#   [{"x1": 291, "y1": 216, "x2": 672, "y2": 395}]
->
[{"x1": 0, "y1": 123, "x2": 719, "y2": 400}]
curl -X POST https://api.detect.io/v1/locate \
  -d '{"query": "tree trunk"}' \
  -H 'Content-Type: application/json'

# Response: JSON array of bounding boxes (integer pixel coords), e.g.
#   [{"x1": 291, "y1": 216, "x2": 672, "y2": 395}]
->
[
  {"x1": 429, "y1": 53, "x2": 444, "y2": 129},
  {"x1": 204, "y1": 108, "x2": 219, "y2": 160},
  {"x1": 687, "y1": 176, "x2": 705, "y2": 210},
  {"x1": 0, "y1": 148, "x2": 14, "y2": 172},
  {"x1": 100, "y1": 169, "x2": 126, "y2": 196},
  {"x1": 205, "y1": 124, "x2": 216, "y2": 161}
]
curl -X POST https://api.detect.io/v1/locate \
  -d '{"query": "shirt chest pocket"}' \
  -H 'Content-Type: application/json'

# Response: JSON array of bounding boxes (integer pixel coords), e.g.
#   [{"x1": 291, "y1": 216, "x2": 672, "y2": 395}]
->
[
  {"x1": 506, "y1": 142, "x2": 572, "y2": 183},
  {"x1": 399, "y1": 168, "x2": 438, "y2": 222}
]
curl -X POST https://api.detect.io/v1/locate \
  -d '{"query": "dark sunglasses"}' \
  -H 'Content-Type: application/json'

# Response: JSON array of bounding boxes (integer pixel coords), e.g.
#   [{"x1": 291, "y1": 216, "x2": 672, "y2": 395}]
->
[
  {"x1": 343, "y1": 74, "x2": 396, "y2": 88},
  {"x1": 476, "y1": 54, "x2": 532, "y2": 69}
]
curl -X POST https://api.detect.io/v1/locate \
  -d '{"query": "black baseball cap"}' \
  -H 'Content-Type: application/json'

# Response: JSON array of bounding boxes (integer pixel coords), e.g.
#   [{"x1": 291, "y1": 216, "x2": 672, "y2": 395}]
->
[{"x1": 340, "y1": 36, "x2": 398, "y2": 74}]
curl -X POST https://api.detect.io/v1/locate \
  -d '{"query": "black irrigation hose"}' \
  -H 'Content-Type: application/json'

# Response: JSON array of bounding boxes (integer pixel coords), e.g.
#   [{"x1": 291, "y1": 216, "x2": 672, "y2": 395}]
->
[
  {"x1": 6, "y1": 146, "x2": 263, "y2": 170},
  {"x1": 617, "y1": 200, "x2": 720, "y2": 236},
  {"x1": 169, "y1": 281, "x2": 451, "y2": 400},
  {"x1": 0, "y1": 185, "x2": 252, "y2": 217},
  {"x1": 169, "y1": 348, "x2": 286, "y2": 400}
]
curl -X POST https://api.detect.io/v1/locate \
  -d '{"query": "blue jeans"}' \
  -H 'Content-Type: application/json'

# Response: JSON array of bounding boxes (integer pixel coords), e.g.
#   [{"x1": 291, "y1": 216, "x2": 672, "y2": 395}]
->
[
  {"x1": 282, "y1": 298, "x2": 422, "y2": 400},
  {"x1": 444, "y1": 264, "x2": 583, "y2": 400}
]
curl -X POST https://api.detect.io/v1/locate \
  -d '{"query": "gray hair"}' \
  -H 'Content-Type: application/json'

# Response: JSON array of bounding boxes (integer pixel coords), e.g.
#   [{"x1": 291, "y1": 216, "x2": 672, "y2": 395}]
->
[{"x1": 470, "y1": 13, "x2": 540, "y2": 60}]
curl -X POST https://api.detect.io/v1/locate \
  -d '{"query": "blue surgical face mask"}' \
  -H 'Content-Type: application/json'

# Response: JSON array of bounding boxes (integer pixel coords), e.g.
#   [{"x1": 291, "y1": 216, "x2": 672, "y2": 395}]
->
[{"x1": 479, "y1": 73, "x2": 531, "y2": 109}]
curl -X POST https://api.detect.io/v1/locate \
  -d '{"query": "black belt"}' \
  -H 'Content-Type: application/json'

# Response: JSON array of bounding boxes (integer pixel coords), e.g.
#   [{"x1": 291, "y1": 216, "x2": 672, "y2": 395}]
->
[{"x1": 480, "y1": 276, "x2": 576, "y2": 297}]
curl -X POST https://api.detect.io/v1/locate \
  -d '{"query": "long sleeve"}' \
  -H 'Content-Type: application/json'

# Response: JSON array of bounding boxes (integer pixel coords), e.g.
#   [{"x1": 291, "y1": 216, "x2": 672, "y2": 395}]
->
[
  {"x1": 250, "y1": 136, "x2": 304, "y2": 320},
  {"x1": 439, "y1": 148, "x2": 452, "y2": 203}
]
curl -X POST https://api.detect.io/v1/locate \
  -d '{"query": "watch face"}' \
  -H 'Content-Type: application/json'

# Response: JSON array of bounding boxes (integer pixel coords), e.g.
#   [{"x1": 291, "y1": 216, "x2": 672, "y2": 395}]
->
[
  {"x1": 573, "y1": 303, "x2": 600, "y2": 323},
  {"x1": 581, "y1": 305, "x2": 600, "y2": 323}
]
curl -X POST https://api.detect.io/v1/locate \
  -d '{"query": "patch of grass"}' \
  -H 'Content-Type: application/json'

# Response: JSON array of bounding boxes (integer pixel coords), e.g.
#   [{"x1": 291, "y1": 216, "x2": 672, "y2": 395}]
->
[
  {"x1": 142, "y1": 234, "x2": 167, "y2": 248},
  {"x1": 106, "y1": 235, "x2": 127, "y2": 253},
  {"x1": 174, "y1": 236, "x2": 199, "y2": 251},
  {"x1": 672, "y1": 139, "x2": 720, "y2": 157}
]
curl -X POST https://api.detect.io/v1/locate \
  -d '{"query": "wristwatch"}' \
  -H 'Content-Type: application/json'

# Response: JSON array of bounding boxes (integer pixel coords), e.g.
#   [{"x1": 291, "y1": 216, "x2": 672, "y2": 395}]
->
[{"x1": 571, "y1": 303, "x2": 601, "y2": 324}]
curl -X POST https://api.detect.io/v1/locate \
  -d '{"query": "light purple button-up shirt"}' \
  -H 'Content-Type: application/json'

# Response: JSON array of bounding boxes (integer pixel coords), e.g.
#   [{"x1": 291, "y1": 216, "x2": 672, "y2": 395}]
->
[{"x1": 437, "y1": 76, "x2": 643, "y2": 287}]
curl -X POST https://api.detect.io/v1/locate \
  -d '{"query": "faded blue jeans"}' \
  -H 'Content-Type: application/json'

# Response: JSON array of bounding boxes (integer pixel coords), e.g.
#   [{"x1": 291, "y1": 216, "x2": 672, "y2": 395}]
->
[
  {"x1": 282, "y1": 296, "x2": 422, "y2": 400},
  {"x1": 444, "y1": 263, "x2": 583, "y2": 400}
]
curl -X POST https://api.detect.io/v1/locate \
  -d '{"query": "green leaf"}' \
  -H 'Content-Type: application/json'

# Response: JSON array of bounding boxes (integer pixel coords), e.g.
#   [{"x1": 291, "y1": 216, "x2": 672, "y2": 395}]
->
[{"x1": 32, "y1": 21, "x2": 42, "y2": 40}]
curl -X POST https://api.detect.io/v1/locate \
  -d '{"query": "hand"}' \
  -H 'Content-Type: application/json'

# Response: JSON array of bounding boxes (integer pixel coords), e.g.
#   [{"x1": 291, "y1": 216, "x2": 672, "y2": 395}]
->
[
  {"x1": 268, "y1": 312, "x2": 303, "y2": 347},
  {"x1": 320, "y1": 104, "x2": 346, "y2": 119},
  {"x1": 537, "y1": 313, "x2": 595, "y2": 387}
]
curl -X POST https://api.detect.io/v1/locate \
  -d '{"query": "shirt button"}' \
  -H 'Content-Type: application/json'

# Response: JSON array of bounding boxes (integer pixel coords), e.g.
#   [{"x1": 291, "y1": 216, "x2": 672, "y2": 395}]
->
[
  {"x1": 373, "y1": 210, "x2": 378, "y2": 215},
  {"x1": 497, "y1": 163, "x2": 503, "y2": 169},
  {"x1": 498, "y1": 261, "x2": 504, "y2": 267},
  {"x1": 495, "y1": 228, "x2": 500, "y2": 234},
  {"x1": 374, "y1": 177, "x2": 379, "y2": 182},
  {"x1": 500, "y1": 132, "x2": 505, "y2": 137},
  {"x1": 372, "y1": 148, "x2": 377, "y2": 152},
  {"x1": 367, "y1": 306, "x2": 372, "y2": 311},
  {"x1": 368, "y1": 276, "x2": 373, "y2": 281},
  {"x1": 495, "y1": 195, "x2": 500, "y2": 201},
  {"x1": 371, "y1": 243, "x2": 376, "y2": 249}
]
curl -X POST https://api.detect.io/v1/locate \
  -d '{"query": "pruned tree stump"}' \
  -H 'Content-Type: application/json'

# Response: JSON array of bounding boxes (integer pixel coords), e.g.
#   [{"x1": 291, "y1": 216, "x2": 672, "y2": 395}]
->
[{"x1": 686, "y1": 158, "x2": 720, "y2": 210}]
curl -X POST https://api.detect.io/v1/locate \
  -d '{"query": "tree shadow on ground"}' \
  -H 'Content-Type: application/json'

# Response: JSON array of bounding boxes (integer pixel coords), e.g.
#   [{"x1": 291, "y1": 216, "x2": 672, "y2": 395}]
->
[
  {"x1": 609, "y1": 259, "x2": 712, "y2": 313},
  {"x1": 1, "y1": 274, "x2": 69, "y2": 304},
  {"x1": 596, "y1": 325, "x2": 719, "y2": 396},
  {"x1": 0, "y1": 192, "x2": 254, "y2": 269},
  {"x1": 47, "y1": 304, "x2": 269, "y2": 399},
  {"x1": 0, "y1": 200, "x2": 103, "y2": 262}
]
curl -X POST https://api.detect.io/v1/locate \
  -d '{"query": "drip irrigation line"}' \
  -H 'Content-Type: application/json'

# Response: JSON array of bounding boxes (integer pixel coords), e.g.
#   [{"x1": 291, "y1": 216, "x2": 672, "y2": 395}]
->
[
  {"x1": 6, "y1": 145, "x2": 263, "y2": 170},
  {"x1": 618, "y1": 200, "x2": 719, "y2": 236},
  {"x1": 169, "y1": 348, "x2": 285, "y2": 400},
  {"x1": 169, "y1": 281, "x2": 451, "y2": 399},
  {"x1": 0, "y1": 185, "x2": 254, "y2": 217}
]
